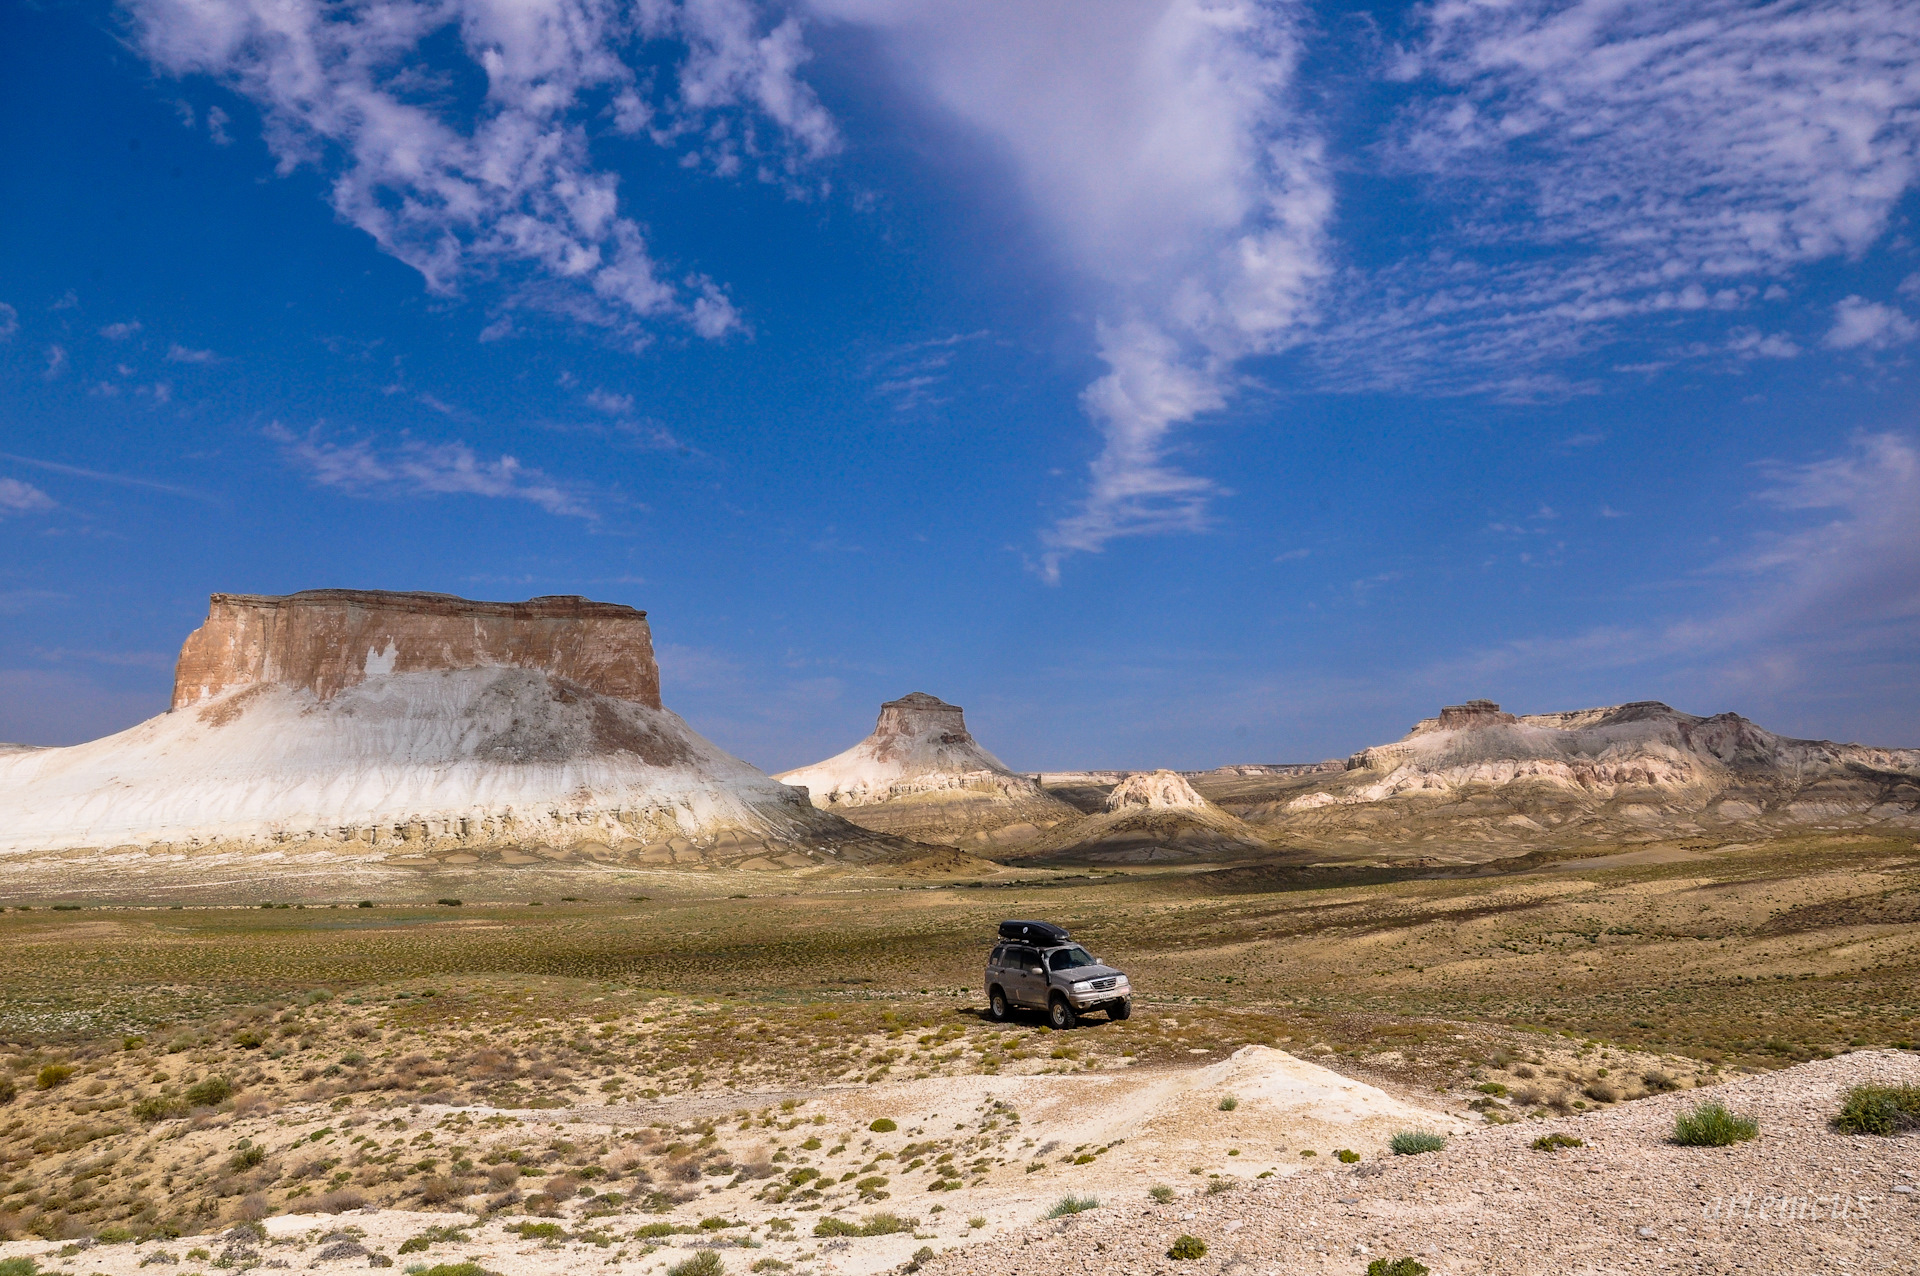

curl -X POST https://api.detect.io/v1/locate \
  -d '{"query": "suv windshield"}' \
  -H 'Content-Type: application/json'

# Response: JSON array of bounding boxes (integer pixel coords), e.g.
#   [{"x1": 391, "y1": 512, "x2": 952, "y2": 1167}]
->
[{"x1": 1048, "y1": 946, "x2": 1096, "y2": 971}]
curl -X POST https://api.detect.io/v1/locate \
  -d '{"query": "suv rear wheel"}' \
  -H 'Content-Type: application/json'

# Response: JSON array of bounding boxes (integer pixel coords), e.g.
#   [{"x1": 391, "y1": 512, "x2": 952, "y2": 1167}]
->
[
  {"x1": 987, "y1": 988, "x2": 1010, "y2": 1022},
  {"x1": 1048, "y1": 995, "x2": 1077, "y2": 1030}
]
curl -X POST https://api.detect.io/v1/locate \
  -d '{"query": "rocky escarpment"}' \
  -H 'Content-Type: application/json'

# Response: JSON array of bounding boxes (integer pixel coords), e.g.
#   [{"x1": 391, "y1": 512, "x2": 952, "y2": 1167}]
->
[
  {"x1": 777, "y1": 693, "x2": 1080, "y2": 847},
  {"x1": 1192, "y1": 700, "x2": 1920, "y2": 859},
  {"x1": 0, "y1": 590, "x2": 908, "y2": 867},
  {"x1": 172, "y1": 589, "x2": 661, "y2": 708}
]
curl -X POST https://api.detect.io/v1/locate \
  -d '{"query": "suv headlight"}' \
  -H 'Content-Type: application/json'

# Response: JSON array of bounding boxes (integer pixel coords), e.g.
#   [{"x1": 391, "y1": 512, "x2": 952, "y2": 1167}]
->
[
  {"x1": 1070, "y1": 980, "x2": 1093, "y2": 994},
  {"x1": 1115, "y1": 976, "x2": 1130, "y2": 990}
]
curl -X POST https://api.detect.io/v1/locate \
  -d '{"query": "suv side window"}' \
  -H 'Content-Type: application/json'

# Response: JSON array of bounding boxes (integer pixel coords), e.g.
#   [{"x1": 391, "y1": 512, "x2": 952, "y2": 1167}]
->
[
  {"x1": 989, "y1": 944, "x2": 1007, "y2": 967},
  {"x1": 1007, "y1": 946, "x2": 1038, "y2": 970}
]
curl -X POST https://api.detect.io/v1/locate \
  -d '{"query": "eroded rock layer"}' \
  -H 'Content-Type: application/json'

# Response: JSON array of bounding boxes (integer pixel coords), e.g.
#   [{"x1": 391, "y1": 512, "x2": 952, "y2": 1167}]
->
[
  {"x1": 1193, "y1": 700, "x2": 1920, "y2": 858},
  {"x1": 0, "y1": 590, "x2": 907, "y2": 866},
  {"x1": 172, "y1": 589, "x2": 661, "y2": 709},
  {"x1": 777, "y1": 693, "x2": 1080, "y2": 846}
]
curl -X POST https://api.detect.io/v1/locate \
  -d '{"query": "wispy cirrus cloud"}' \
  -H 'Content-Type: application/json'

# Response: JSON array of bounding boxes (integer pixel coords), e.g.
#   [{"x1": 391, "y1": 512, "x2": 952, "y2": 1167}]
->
[
  {"x1": 811, "y1": 0, "x2": 1333, "y2": 578},
  {"x1": 1315, "y1": 0, "x2": 1920, "y2": 395},
  {"x1": 268, "y1": 424, "x2": 593, "y2": 518},
  {"x1": 127, "y1": 0, "x2": 840, "y2": 343}
]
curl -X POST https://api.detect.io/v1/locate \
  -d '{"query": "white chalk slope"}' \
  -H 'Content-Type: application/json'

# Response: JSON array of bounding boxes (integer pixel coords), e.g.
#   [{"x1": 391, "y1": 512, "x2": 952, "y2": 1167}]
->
[
  {"x1": 0, "y1": 668, "x2": 834, "y2": 854},
  {"x1": 777, "y1": 693, "x2": 1078, "y2": 845}
]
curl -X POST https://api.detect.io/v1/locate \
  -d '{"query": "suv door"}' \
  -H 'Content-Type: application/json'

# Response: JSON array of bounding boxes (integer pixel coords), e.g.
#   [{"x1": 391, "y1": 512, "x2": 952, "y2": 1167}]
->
[{"x1": 1004, "y1": 946, "x2": 1043, "y2": 1006}]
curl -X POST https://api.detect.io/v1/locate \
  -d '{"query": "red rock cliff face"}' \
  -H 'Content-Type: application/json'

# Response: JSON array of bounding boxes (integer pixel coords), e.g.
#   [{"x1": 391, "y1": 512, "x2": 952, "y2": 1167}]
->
[{"x1": 171, "y1": 590, "x2": 661, "y2": 710}]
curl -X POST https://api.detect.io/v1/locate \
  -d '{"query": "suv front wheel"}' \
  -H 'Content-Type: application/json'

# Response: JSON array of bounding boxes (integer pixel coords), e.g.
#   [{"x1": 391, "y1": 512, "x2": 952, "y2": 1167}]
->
[
  {"x1": 1048, "y1": 995, "x2": 1077, "y2": 1030},
  {"x1": 987, "y1": 988, "x2": 1010, "y2": 1022}
]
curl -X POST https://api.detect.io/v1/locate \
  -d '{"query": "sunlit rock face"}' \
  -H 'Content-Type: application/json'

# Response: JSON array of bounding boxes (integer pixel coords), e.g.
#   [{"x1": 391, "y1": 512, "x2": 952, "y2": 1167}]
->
[
  {"x1": 171, "y1": 590, "x2": 661, "y2": 709},
  {"x1": 0, "y1": 590, "x2": 901, "y2": 866},
  {"x1": 1105, "y1": 770, "x2": 1210, "y2": 811},
  {"x1": 777, "y1": 693, "x2": 1081, "y2": 848}
]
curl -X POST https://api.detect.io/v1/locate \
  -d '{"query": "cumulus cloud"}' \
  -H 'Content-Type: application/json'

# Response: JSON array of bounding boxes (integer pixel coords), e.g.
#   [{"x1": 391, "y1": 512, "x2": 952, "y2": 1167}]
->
[
  {"x1": 810, "y1": 0, "x2": 1331, "y2": 576},
  {"x1": 99, "y1": 320, "x2": 142, "y2": 340},
  {"x1": 166, "y1": 343, "x2": 219, "y2": 363},
  {"x1": 0, "y1": 302, "x2": 17, "y2": 340},
  {"x1": 268, "y1": 424, "x2": 593, "y2": 518},
  {"x1": 1823, "y1": 296, "x2": 1920, "y2": 351},
  {"x1": 0, "y1": 478, "x2": 58, "y2": 516},
  {"x1": 127, "y1": 0, "x2": 839, "y2": 341},
  {"x1": 1324, "y1": 0, "x2": 1920, "y2": 393}
]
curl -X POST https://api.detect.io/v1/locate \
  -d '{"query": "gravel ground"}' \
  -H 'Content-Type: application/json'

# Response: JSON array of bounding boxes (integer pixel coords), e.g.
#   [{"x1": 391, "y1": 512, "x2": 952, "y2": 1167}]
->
[{"x1": 921, "y1": 1051, "x2": 1920, "y2": 1276}]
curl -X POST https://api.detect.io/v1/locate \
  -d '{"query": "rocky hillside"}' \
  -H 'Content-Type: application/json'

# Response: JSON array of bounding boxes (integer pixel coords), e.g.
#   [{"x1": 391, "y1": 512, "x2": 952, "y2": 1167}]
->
[
  {"x1": 0, "y1": 590, "x2": 906, "y2": 866},
  {"x1": 1189, "y1": 699, "x2": 1920, "y2": 858},
  {"x1": 777, "y1": 692, "x2": 1079, "y2": 846}
]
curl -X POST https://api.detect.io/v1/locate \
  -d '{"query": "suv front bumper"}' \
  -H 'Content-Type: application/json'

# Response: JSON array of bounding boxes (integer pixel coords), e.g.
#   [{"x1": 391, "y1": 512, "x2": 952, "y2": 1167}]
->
[{"x1": 1066, "y1": 979, "x2": 1130, "y2": 1009}]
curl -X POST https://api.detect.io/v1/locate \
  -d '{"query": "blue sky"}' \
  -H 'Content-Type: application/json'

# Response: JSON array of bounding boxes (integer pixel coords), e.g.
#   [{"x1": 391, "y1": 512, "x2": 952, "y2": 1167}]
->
[{"x1": 2, "y1": 0, "x2": 1918, "y2": 770}]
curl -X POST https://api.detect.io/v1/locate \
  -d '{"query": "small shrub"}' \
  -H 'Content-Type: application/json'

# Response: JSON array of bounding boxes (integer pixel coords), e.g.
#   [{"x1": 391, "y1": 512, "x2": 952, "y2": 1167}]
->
[
  {"x1": 1584, "y1": 1082, "x2": 1621, "y2": 1103},
  {"x1": 1832, "y1": 1085, "x2": 1920, "y2": 1136},
  {"x1": 1167, "y1": 1235, "x2": 1207, "y2": 1260},
  {"x1": 1045, "y1": 1195, "x2": 1099, "y2": 1218},
  {"x1": 409, "y1": 1265, "x2": 492, "y2": 1276},
  {"x1": 96, "y1": 1225, "x2": 135, "y2": 1243},
  {"x1": 134, "y1": 1093, "x2": 188, "y2": 1122},
  {"x1": 185, "y1": 1076, "x2": 233, "y2": 1107},
  {"x1": 1335, "y1": 1149, "x2": 1360, "y2": 1164},
  {"x1": 233, "y1": 1030, "x2": 264, "y2": 1050},
  {"x1": 1673, "y1": 1102, "x2": 1758, "y2": 1147},
  {"x1": 0, "y1": 1074, "x2": 14, "y2": 1104},
  {"x1": 1366, "y1": 1260, "x2": 1429, "y2": 1276},
  {"x1": 1531, "y1": 1133, "x2": 1584, "y2": 1152},
  {"x1": 437, "y1": 899, "x2": 463, "y2": 907},
  {"x1": 967, "y1": 1217, "x2": 986, "y2": 1229},
  {"x1": 36, "y1": 1063, "x2": 74, "y2": 1089},
  {"x1": 1205, "y1": 1177, "x2": 1233, "y2": 1195},
  {"x1": 1642, "y1": 1070, "x2": 1678, "y2": 1092},
  {"x1": 1148, "y1": 1185, "x2": 1175, "y2": 1203},
  {"x1": 511, "y1": 1222, "x2": 566, "y2": 1240},
  {"x1": 1474, "y1": 1082, "x2": 1508, "y2": 1097},
  {"x1": 357, "y1": 901, "x2": 373, "y2": 908},
  {"x1": 1389, "y1": 1131, "x2": 1446, "y2": 1156},
  {"x1": 750, "y1": 1262, "x2": 791, "y2": 1273},
  {"x1": 229, "y1": 1145, "x2": 266, "y2": 1171},
  {"x1": 0, "y1": 1261, "x2": 39, "y2": 1276},
  {"x1": 1217, "y1": 1095, "x2": 1238, "y2": 1111},
  {"x1": 667, "y1": 1253, "x2": 723, "y2": 1276},
  {"x1": 868, "y1": 1118, "x2": 897, "y2": 1133}
]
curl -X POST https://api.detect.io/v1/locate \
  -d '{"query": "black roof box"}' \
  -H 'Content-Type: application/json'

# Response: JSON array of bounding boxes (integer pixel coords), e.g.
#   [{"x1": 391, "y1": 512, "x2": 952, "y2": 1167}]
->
[{"x1": 998, "y1": 919, "x2": 1069, "y2": 945}]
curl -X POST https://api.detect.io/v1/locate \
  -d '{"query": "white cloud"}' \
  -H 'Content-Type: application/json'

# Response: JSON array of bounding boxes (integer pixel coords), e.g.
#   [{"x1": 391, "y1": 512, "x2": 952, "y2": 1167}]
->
[
  {"x1": 206, "y1": 103, "x2": 232, "y2": 145},
  {"x1": 128, "y1": 0, "x2": 839, "y2": 341},
  {"x1": 42, "y1": 345, "x2": 66, "y2": 380},
  {"x1": 0, "y1": 303, "x2": 17, "y2": 340},
  {"x1": 809, "y1": 0, "x2": 1331, "y2": 576},
  {"x1": 267, "y1": 424, "x2": 593, "y2": 518},
  {"x1": 1325, "y1": 0, "x2": 1920, "y2": 392},
  {"x1": 0, "y1": 478, "x2": 57, "y2": 516},
  {"x1": 1823, "y1": 296, "x2": 1920, "y2": 351},
  {"x1": 99, "y1": 320, "x2": 142, "y2": 340},
  {"x1": 166, "y1": 343, "x2": 219, "y2": 363},
  {"x1": 585, "y1": 388, "x2": 636, "y2": 415}
]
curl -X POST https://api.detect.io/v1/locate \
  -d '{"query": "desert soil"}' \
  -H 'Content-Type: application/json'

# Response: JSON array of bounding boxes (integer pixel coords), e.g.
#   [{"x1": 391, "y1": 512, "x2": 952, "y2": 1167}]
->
[{"x1": 1, "y1": 1049, "x2": 1913, "y2": 1276}]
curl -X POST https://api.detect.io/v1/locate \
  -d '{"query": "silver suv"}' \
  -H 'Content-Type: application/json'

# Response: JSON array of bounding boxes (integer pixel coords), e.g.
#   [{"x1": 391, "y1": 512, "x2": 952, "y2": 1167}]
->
[{"x1": 985, "y1": 920, "x2": 1131, "y2": 1029}]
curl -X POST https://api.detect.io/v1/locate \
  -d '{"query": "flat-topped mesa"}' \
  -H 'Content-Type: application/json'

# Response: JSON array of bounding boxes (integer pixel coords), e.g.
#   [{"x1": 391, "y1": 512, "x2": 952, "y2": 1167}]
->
[
  {"x1": 869, "y1": 691, "x2": 972, "y2": 760},
  {"x1": 171, "y1": 589, "x2": 660, "y2": 710},
  {"x1": 1410, "y1": 699, "x2": 1518, "y2": 735}
]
